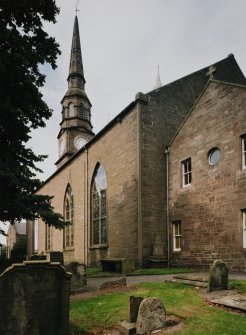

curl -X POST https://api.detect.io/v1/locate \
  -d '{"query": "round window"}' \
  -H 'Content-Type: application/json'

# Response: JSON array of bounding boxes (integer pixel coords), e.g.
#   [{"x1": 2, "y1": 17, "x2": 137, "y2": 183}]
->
[{"x1": 208, "y1": 148, "x2": 221, "y2": 165}]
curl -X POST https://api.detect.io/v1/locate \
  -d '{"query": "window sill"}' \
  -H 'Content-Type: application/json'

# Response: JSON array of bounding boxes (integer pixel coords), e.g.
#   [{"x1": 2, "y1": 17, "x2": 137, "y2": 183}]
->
[
  {"x1": 63, "y1": 247, "x2": 74, "y2": 251},
  {"x1": 89, "y1": 244, "x2": 109, "y2": 250}
]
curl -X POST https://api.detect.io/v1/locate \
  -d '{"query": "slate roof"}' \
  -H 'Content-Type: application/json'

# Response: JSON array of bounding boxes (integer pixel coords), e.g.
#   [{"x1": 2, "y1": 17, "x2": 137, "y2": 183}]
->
[
  {"x1": 147, "y1": 54, "x2": 246, "y2": 118},
  {"x1": 38, "y1": 54, "x2": 246, "y2": 188}
]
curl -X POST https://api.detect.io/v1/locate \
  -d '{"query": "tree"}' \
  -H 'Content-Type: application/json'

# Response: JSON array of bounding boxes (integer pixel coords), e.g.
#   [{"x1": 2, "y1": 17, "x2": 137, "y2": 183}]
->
[{"x1": 0, "y1": 0, "x2": 66, "y2": 232}]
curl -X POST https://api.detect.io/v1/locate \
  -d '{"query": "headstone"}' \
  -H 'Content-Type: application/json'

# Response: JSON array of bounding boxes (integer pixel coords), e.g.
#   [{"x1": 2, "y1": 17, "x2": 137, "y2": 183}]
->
[
  {"x1": 66, "y1": 261, "x2": 87, "y2": 293},
  {"x1": 136, "y1": 297, "x2": 166, "y2": 334},
  {"x1": 0, "y1": 261, "x2": 71, "y2": 335},
  {"x1": 208, "y1": 260, "x2": 229, "y2": 292},
  {"x1": 50, "y1": 251, "x2": 64, "y2": 265},
  {"x1": 119, "y1": 296, "x2": 143, "y2": 335},
  {"x1": 128, "y1": 296, "x2": 144, "y2": 323}
]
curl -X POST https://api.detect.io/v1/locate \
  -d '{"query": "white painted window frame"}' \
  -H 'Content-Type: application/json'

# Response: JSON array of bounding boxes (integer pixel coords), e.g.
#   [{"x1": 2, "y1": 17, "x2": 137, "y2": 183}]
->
[
  {"x1": 173, "y1": 221, "x2": 181, "y2": 252},
  {"x1": 242, "y1": 135, "x2": 246, "y2": 170},
  {"x1": 182, "y1": 158, "x2": 192, "y2": 187},
  {"x1": 243, "y1": 210, "x2": 246, "y2": 249}
]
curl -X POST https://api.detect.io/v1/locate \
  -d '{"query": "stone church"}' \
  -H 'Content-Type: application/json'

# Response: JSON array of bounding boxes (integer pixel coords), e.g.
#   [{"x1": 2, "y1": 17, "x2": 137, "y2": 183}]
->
[{"x1": 29, "y1": 16, "x2": 246, "y2": 271}]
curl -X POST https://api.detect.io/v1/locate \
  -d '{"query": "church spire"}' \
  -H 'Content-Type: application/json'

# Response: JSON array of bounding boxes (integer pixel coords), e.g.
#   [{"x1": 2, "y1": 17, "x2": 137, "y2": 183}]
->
[
  {"x1": 68, "y1": 15, "x2": 85, "y2": 89},
  {"x1": 153, "y1": 65, "x2": 162, "y2": 89},
  {"x1": 56, "y1": 16, "x2": 94, "y2": 168}
]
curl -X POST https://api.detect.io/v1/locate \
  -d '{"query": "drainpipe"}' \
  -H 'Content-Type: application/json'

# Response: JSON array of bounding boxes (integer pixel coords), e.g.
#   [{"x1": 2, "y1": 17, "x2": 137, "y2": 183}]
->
[
  {"x1": 164, "y1": 146, "x2": 170, "y2": 267},
  {"x1": 86, "y1": 148, "x2": 89, "y2": 265}
]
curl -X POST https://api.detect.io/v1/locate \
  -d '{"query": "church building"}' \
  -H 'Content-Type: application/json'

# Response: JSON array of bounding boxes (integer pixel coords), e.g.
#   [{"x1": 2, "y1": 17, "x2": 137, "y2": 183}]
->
[{"x1": 32, "y1": 16, "x2": 246, "y2": 271}]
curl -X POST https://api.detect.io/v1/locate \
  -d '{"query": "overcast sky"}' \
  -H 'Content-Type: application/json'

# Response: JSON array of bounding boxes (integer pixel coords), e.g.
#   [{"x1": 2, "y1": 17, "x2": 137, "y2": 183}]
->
[
  {"x1": 31, "y1": 0, "x2": 246, "y2": 181},
  {"x1": 1, "y1": 0, "x2": 246, "y2": 243}
]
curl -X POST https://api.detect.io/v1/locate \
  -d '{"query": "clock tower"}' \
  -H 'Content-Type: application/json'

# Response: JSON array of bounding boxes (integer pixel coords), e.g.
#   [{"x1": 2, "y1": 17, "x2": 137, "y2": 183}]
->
[{"x1": 56, "y1": 16, "x2": 94, "y2": 168}]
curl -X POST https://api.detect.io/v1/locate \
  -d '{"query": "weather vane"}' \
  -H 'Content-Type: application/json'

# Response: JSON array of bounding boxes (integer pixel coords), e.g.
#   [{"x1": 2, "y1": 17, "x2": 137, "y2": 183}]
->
[{"x1": 75, "y1": 0, "x2": 80, "y2": 14}]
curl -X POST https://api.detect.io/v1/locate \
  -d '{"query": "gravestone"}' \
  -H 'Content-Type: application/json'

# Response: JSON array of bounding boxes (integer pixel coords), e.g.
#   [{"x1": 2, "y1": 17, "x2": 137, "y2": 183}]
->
[
  {"x1": 128, "y1": 296, "x2": 144, "y2": 323},
  {"x1": 136, "y1": 297, "x2": 166, "y2": 334},
  {"x1": 50, "y1": 251, "x2": 64, "y2": 265},
  {"x1": 119, "y1": 296, "x2": 143, "y2": 335},
  {"x1": 66, "y1": 261, "x2": 87, "y2": 293},
  {"x1": 208, "y1": 260, "x2": 229, "y2": 292},
  {"x1": 0, "y1": 261, "x2": 71, "y2": 335}
]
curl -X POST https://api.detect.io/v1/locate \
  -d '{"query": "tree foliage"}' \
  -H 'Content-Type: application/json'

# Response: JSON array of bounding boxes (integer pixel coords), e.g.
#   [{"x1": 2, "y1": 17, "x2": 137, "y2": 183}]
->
[{"x1": 0, "y1": 0, "x2": 66, "y2": 230}]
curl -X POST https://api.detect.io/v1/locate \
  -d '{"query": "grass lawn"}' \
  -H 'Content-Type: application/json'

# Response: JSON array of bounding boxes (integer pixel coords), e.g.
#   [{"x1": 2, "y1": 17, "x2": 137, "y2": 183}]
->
[
  {"x1": 86, "y1": 266, "x2": 195, "y2": 278},
  {"x1": 69, "y1": 281, "x2": 246, "y2": 335}
]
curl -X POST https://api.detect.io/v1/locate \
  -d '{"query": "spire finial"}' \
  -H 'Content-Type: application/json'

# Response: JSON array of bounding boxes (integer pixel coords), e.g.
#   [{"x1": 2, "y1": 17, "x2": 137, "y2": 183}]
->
[
  {"x1": 75, "y1": 0, "x2": 80, "y2": 14},
  {"x1": 68, "y1": 13, "x2": 85, "y2": 86},
  {"x1": 153, "y1": 65, "x2": 162, "y2": 89}
]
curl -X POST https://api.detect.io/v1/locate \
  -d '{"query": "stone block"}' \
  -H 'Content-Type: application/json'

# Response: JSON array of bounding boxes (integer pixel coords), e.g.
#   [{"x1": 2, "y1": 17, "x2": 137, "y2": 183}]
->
[{"x1": 119, "y1": 321, "x2": 136, "y2": 335}]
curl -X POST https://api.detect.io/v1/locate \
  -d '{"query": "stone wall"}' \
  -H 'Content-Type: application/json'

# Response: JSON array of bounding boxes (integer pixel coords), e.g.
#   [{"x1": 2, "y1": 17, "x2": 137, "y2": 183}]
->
[
  {"x1": 140, "y1": 76, "x2": 206, "y2": 263},
  {"x1": 37, "y1": 103, "x2": 139, "y2": 266},
  {"x1": 169, "y1": 82, "x2": 246, "y2": 270},
  {"x1": 0, "y1": 261, "x2": 71, "y2": 335}
]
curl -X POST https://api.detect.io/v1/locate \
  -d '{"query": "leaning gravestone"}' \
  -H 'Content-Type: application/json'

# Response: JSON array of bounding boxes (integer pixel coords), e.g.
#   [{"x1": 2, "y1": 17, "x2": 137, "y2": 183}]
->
[
  {"x1": 208, "y1": 260, "x2": 228, "y2": 292},
  {"x1": 0, "y1": 261, "x2": 71, "y2": 335},
  {"x1": 136, "y1": 297, "x2": 166, "y2": 334}
]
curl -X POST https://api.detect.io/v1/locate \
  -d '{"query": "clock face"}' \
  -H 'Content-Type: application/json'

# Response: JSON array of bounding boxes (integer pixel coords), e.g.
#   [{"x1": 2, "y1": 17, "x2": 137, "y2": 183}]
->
[
  {"x1": 59, "y1": 137, "x2": 66, "y2": 157},
  {"x1": 74, "y1": 136, "x2": 87, "y2": 150}
]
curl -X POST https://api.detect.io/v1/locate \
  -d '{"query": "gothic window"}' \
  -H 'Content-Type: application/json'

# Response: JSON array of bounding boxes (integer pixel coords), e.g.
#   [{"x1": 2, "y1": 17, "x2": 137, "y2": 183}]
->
[
  {"x1": 68, "y1": 103, "x2": 75, "y2": 117},
  {"x1": 182, "y1": 158, "x2": 192, "y2": 187},
  {"x1": 64, "y1": 185, "x2": 74, "y2": 248},
  {"x1": 79, "y1": 105, "x2": 89, "y2": 120},
  {"x1": 172, "y1": 221, "x2": 181, "y2": 252},
  {"x1": 242, "y1": 135, "x2": 246, "y2": 169},
  {"x1": 79, "y1": 105, "x2": 84, "y2": 119},
  {"x1": 91, "y1": 164, "x2": 107, "y2": 245}
]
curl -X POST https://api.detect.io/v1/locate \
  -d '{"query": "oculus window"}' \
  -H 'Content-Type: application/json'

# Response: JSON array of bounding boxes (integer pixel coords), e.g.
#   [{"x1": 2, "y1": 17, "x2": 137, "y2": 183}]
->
[
  {"x1": 182, "y1": 158, "x2": 192, "y2": 187},
  {"x1": 208, "y1": 148, "x2": 221, "y2": 166},
  {"x1": 91, "y1": 164, "x2": 107, "y2": 245},
  {"x1": 64, "y1": 185, "x2": 74, "y2": 248}
]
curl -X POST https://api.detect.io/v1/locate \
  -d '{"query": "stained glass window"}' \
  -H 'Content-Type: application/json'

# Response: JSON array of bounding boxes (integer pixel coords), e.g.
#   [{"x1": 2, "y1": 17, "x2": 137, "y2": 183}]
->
[
  {"x1": 91, "y1": 164, "x2": 107, "y2": 245},
  {"x1": 64, "y1": 185, "x2": 74, "y2": 248}
]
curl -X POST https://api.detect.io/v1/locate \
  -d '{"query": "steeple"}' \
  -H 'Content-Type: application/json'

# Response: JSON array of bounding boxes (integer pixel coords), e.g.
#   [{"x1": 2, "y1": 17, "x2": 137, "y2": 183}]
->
[
  {"x1": 56, "y1": 16, "x2": 94, "y2": 168},
  {"x1": 68, "y1": 15, "x2": 85, "y2": 90},
  {"x1": 153, "y1": 65, "x2": 162, "y2": 90}
]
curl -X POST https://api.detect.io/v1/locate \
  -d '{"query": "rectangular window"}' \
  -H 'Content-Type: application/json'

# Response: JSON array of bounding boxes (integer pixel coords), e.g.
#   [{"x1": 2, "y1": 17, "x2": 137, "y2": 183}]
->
[
  {"x1": 46, "y1": 225, "x2": 52, "y2": 251},
  {"x1": 242, "y1": 210, "x2": 246, "y2": 249},
  {"x1": 172, "y1": 221, "x2": 181, "y2": 251},
  {"x1": 242, "y1": 135, "x2": 246, "y2": 169},
  {"x1": 182, "y1": 158, "x2": 192, "y2": 186}
]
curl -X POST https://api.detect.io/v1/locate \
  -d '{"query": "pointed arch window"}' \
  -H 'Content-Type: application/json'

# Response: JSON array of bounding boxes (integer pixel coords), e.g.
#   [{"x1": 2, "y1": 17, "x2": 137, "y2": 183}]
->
[
  {"x1": 68, "y1": 103, "x2": 75, "y2": 117},
  {"x1": 64, "y1": 185, "x2": 74, "y2": 248},
  {"x1": 91, "y1": 164, "x2": 107, "y2": 245}
]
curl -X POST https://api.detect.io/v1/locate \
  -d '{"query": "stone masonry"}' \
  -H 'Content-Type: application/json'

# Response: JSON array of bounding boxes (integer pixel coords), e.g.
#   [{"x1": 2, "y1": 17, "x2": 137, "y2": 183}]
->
[{"x1": 169, "y1": 82, "x2": 246, "y2": 270}]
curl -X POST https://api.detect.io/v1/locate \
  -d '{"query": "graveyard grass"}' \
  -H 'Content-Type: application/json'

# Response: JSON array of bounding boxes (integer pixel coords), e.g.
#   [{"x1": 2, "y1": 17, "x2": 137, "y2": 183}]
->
[{"x1": 69, "y1": 281, "x2": 246, "y2": 335}]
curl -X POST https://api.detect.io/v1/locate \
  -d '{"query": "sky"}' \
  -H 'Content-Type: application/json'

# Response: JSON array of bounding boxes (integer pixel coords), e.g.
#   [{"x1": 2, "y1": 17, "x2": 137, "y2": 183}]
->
[{"x1": 1, "y1": 0, "x2": 246, "y2": 244}]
